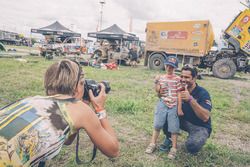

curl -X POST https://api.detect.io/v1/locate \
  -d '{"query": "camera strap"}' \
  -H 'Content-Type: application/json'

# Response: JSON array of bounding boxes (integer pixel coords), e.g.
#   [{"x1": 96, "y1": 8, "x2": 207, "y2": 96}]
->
[{"x1": 75, "y1": 131, "x2": 97, "y2": 165}]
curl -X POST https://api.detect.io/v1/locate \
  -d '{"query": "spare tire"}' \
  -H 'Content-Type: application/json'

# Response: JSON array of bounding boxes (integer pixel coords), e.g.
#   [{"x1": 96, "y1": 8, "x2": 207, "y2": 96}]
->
[
  {"x1": 212, "y1": 58, "x2": 236, "y2": 79},
  {"x1": 148, "y1": 53, "x2": 165, "y2": 70}
]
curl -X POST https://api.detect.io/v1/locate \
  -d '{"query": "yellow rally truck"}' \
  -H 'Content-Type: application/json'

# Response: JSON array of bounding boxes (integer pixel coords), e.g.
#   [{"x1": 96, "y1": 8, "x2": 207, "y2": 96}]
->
[{"x1": 144, "y1": 9, "x2": 250, "y2": 79}]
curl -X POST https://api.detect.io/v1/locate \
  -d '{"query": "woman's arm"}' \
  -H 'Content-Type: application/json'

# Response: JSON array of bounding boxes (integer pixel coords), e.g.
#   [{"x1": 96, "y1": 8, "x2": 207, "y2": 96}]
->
[
  {"x1": 67, "y1": 84, "x2": 119, "y2": 158},
  {"x1": 67, "y1": 102, "x2": 119, "y2": 158}
]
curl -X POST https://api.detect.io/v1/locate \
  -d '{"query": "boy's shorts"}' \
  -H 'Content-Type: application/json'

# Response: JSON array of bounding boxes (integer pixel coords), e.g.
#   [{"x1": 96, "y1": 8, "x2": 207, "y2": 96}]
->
[{"x1": 153, "y1": 99, "x2": 180, "y2": 133}]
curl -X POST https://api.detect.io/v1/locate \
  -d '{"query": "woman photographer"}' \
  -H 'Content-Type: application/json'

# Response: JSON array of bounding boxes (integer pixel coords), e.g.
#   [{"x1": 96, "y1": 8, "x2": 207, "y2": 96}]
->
[{"x1": 0, "y1": 59, "x2": 119, "y2": 167}]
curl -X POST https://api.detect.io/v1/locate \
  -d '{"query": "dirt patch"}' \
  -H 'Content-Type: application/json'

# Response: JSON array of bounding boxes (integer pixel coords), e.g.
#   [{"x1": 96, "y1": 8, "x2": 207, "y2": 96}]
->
[{"x1": 213, "y1": 119, "x2": 250, "y2": 153}]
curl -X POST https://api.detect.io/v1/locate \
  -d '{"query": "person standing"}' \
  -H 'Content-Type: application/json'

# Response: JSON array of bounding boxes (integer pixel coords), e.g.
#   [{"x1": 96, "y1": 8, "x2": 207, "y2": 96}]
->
[{"x1": 145, "y1": 56, "x2": 183, "y2": 159}]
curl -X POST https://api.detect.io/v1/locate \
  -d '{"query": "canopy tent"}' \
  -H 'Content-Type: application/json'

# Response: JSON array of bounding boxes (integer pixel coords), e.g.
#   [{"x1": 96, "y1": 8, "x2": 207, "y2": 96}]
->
[
  {"x1": 88, "y1": 24, "x2": 139, "y2": 41},
  {"x1": 31, "y1": 21, "x2": 81, "y2": 37}
]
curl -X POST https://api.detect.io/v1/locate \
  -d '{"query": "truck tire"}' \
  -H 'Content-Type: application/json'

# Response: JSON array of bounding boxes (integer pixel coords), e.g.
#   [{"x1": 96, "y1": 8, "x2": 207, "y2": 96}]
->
[
  {"x1": 149, "y1": 53, "x2": 165, "y2": 70},
  {"x1": 212, "y1": 58, "x2": 236, "y2": 79}
]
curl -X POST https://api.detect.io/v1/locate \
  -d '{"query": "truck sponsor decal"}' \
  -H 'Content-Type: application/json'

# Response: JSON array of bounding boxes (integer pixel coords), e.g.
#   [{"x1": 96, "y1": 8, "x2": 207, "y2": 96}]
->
[
  {"x1": 192, "y1": 36, "x2": 201, "y2": 41},
  {"x1": 242, "y1": 40, "x2": 250, "y2": 53},
  {"x1": 160, "y1": 31, "x2": 168, "y2": 39},
  {"x1": 229, "y1": 25, "x2": 242, "y2": 37},
  {"x1": 193, "y1": 42, "x2": 198, "y2": 47},
  {"x1": 193, "y1": 23, "x2": 201, "y2": 29},
  {"x1": 240, "y1": 15, "x2": 250, "y2": 24},
  {"x1": 160, "y1": 31, "x2": 188, "y2": 40},
  {"x1": 159, "y1": 47, "x2": 200, "y2": 54},
  {"x1": 191, "y1": 31, "x2": 203, "y2": 35}
]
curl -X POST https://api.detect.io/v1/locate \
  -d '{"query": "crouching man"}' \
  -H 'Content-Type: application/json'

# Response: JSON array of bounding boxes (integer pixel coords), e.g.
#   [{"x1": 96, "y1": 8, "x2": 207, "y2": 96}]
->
[{"x1": 161, "y1": 65, "x2": 212, "y2": 154}]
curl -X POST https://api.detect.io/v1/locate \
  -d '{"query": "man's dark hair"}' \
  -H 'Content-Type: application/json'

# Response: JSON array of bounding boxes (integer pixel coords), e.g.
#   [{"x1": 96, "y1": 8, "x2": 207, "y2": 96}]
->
[{"x1": 181, "y1": 65, "x2": 198, "y2": 78}]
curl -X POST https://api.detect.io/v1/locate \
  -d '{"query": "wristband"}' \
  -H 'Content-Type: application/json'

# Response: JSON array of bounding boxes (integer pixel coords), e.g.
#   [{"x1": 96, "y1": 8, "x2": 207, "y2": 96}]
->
[
  {"x1": 95, "y1": 107, "x2": 105, "y2": 112},
  {"x1": 188, "y1": 96, "x2": 193, "y2": 103},
  {"x1": 96, "y1": 110, "x2": 107, "y2": 120}
]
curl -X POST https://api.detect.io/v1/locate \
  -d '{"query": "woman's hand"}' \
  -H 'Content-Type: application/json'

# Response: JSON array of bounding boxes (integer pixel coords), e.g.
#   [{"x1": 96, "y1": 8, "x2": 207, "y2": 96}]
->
[{"x1": 89, "y1": 83, "x2": 107, "y2": 112}]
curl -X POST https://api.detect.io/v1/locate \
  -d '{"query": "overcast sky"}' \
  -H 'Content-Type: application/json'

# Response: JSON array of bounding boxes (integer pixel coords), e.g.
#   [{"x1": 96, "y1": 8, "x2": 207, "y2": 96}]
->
[{"x1": 0, "y1": 0, "x2": 247, "y2": 41}]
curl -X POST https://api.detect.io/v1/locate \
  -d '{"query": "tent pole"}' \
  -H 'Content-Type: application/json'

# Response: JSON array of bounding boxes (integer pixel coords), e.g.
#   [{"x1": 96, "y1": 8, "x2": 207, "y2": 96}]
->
[
  {"x1": 119, "y1": 38, "x2": 122, "y2": 66},
  {"x1": 29, "y1": 31, "x2": 32, "y2": 55}
]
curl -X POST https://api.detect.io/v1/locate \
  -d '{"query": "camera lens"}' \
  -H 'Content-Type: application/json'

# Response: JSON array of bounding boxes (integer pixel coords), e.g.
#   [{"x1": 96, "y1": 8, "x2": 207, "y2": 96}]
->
[{"x1": 82, "y1": 79, "x2": 111, "y2": 101}]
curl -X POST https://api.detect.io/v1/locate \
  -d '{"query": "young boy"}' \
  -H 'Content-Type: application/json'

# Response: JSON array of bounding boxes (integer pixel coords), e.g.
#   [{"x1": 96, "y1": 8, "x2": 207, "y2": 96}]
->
[{"x1": 145, "y1": 56, "x2": 183, "y2": 159}]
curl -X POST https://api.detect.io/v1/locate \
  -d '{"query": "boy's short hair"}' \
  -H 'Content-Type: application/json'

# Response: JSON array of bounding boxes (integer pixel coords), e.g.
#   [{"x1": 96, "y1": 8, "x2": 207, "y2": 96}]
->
[{"x1": 181, "y1": 65, "x2": 198, "y2": 78}]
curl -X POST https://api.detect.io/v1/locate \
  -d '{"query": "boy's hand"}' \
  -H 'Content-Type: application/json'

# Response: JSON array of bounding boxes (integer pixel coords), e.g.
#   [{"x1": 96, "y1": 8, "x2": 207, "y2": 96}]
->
[{"x1": 155, "y1": 75, "x2": 160, "y2": 80}]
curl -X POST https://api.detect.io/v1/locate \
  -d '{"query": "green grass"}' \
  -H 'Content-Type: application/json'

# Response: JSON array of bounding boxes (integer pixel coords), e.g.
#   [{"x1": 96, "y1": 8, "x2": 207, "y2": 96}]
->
[{"x1": 0, "y1": 56, "x2": 250, "y2": 167}]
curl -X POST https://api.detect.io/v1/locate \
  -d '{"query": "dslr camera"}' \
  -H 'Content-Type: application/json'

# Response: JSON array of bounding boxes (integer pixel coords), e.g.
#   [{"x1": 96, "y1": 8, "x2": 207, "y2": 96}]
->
[{"x1": 83, "y1": 79, "x2": 111, "y2": 101}]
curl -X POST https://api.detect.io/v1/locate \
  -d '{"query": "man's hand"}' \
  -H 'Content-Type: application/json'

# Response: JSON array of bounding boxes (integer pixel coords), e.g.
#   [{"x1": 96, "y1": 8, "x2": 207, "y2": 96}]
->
[
  {"x1": 180, "y1": 85, "x2": 191, "y2": 102},
  {"x1": 178, "y1": 109, "x2": 184, "y2": 116},
  {"x1": 89, "y1": 83, "x2": 107, "y2": 112}
]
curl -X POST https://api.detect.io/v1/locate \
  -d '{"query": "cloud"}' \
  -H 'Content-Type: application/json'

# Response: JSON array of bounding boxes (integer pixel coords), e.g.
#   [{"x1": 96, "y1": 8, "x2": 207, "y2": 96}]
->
[{"x1": 0, "y1": 0, "x2": 247, "y2": 41}]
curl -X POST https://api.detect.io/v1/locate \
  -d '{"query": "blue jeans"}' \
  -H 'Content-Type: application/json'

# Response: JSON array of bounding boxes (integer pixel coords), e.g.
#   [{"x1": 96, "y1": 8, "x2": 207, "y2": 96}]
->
[{"x1": 153, "y1": 100, "x2": 179, "y2": 133}]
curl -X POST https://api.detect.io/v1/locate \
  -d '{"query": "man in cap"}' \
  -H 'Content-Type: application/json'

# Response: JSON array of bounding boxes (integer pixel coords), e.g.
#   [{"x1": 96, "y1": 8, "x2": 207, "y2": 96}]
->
[{"x1": 160, "y1": 65, "x2": 212, "y2": 155}]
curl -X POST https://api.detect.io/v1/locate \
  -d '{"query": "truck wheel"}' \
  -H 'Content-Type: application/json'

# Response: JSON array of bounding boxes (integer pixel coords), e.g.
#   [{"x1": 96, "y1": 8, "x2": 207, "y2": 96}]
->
[
  {"x1": 149, "y1": 53, "x2": 165, "y2": 70},
  {"x1": 212, "y1": 58, "x2": 236, "y2": 79}
]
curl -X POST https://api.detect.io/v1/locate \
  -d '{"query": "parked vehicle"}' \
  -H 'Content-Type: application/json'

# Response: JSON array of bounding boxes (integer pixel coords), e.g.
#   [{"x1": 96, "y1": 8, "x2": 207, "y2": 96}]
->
[
  {"x1": 93, "y1": 40, "x2": 132, "y2": 65},
  {"x1": 40, "y1": 37, "x2": 85, "y2": 57},
  {"x1": 144, "y1": 9, "x2": 250, "y2": 79}
]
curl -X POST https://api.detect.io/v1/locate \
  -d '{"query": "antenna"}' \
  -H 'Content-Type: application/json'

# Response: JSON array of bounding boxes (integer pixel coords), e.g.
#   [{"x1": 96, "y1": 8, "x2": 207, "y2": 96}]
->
[
  {"x1": 129, "y1": 16, "x2": 133, "y2": 32},
  {"x1": 99, "y1": 0, "x2": 106, "y2": 31}
]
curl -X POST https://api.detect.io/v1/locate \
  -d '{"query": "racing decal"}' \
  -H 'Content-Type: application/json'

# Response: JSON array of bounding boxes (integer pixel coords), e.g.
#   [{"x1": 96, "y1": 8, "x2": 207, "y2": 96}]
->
[
  {"x1": 240, "y1": 15, "x2": 250, "y2": 24},
  {"x1": 160, "y1": 31, "x2": 168, "y2": 39},
  {"x1": 192, "y1": 36, "x2": 201, "y2": 41},
  {"x1": 205, "y1": 100, "x2": 212, "y2": 106},
  {"x1": 230, "y1": 25, "x2": 242, "y2": 37},
  {"x1": 193, "y1": 23, "x2": 201, "y2": 29},
  {"x1": 168, "y1": 57, "x2": 177, "y2": 64},
  {"x1": 191, "y1": 31, "x2": 203, "y2": 35},
  {"x1": 242, "y1": 40, "x2": 250, "y2": 53},
  {"x1": 193, "y1": 42, "x2": 198, "y2": 47},
  {"x1": 168, "y1": 31, "x2": 188, "y2": 39},
  {"x1": 160, "y1": 31, "x2": 188, "y2": 40}
]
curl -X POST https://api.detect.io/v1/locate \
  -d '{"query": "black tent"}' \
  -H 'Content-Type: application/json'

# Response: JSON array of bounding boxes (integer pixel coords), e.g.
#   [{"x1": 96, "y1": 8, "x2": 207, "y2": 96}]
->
[
  {"x1": 88, "y1": 24, "x2": 139, "y2": 41},
  {"x1": 31, "y1": 21, "x2": 81, "y2": 37}
]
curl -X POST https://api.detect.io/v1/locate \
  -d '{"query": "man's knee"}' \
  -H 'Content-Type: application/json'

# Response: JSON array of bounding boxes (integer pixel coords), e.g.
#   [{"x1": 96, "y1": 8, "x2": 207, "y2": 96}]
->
[{"x1": 185, "y1": 141, "x2": 204, "y2": 154}]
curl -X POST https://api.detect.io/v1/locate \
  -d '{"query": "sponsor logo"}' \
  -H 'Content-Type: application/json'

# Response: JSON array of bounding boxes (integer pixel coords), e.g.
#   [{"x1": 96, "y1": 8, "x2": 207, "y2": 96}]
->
[
  {"x1": 242, "y1": 40, "x2": 250, "y2": 53},
  {"x1": 169, "y1": 31, "x2": 187, "y2": 39},
  {"x1": 168, "y1": 57, "x2": 177, "y2": 63},
  {"x1": 193, "y1": 23, "x2": 201, "y2": 29},
  {"x1": 241, "y1": 15, "x2": 250, "y2": 23},
  {"x1": 192, "y1": 31, "x2": 203, "y2": 35},
  {"x1": 160, "y1": 31, "x2": 168, "y2": 39},
  {"x1": 205, "y1": 100, "x2": 212, "y2": 106},
  {"x1": 193, "y1": 42, "x2": 198, "y2": 47},
  {"x1": 192, "y1": 36, "x2": 201, "y2": 41}
]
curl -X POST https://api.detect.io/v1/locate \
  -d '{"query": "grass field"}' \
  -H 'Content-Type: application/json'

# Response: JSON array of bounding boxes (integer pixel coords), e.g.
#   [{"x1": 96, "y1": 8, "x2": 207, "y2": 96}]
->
[{"x1": 0, "y1": 56, "x2": 249, "y2": 167}]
